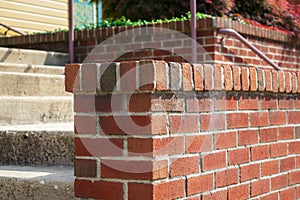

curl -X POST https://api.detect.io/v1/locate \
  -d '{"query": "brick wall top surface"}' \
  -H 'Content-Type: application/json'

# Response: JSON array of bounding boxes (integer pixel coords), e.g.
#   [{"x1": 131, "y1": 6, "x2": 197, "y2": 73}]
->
[
  {"x1": 1, "y1": 18, "x2": 299, "y2": 46},
  {"x1": 65, "y1": 60, "x2": 300, "y2": 94}
]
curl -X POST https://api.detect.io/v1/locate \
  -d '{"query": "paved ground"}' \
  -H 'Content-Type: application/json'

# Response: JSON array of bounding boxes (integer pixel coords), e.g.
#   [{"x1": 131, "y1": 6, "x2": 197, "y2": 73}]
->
[{"x1": 0, "y1": 122, "x2": 74, "y2": 131}]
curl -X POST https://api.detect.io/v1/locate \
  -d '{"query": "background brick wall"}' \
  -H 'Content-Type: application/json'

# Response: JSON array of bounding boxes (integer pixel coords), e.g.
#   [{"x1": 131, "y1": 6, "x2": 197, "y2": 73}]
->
[
  {"x1": 1, "y1": 18, "x2": 299, "y2": 71},
  {"x1": 66, "y1": 60, "x2": 300, "y2": 199}
]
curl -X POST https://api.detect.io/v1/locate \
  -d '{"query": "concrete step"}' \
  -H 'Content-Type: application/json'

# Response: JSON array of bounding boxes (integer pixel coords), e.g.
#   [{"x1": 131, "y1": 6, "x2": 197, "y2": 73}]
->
[
  {"x1": 0, "y1": 165, "x2": 74, "y2": 199},
  {"x1": 0, "y1": 96, "x2": 73, "y2": 125},
  {"x1": 0, "y1": 47, "x2": 69, "y2": 66},
  {"x1": 0, "y1": 123, "x2": 74, "y2": 165},
  {"x1": 0, "y1": 72, "x2": 71, "y2": 96},
  {"x1": 0, "y1": 62, "x2": 65, "y2": 75}
]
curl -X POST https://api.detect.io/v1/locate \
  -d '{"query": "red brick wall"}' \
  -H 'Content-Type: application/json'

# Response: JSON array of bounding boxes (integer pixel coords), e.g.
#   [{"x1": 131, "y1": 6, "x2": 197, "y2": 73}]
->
[
  {"x1": 1, "y1": 18, "x2": 299, "y2": 71},
  {"x1": 66, "y1": 60, "x2": 300, "y2": 199}
]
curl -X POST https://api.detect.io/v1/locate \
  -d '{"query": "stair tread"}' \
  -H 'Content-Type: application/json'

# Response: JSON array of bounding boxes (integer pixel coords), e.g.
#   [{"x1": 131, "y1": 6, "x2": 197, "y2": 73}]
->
[
  {"x1": 0, "y1": 165, "x2": 74, "y2": 183},
  {"x1": 0, "y1": 122, "x2": 74, "y2": 132}
]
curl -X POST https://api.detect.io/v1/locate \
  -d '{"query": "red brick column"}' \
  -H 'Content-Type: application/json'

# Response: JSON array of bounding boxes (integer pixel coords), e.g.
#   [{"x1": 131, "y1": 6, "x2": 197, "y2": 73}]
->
[{"x1": 66, "y1": 60, "x2": 300, "y2": 200}]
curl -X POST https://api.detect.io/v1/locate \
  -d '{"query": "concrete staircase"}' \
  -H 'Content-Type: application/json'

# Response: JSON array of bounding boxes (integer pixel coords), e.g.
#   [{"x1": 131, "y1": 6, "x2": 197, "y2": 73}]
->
[{"x1": 0, "y1": 47, "x2": 75, "y2": 199}]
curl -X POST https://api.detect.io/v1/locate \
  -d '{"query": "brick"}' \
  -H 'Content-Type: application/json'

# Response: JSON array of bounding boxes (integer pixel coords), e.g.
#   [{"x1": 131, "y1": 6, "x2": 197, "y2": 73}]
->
[
  {"x1": 81, "y1": 63, "x2": 97, "y2": 92},
  {"x1": 99, "y1": 115, "x2": 167, "y2": 135},
  {"x1": 128, "y1": 93, "x2": 151, "y2": 112},
  {"x1": 75, "y1": 115, "x2": 97, "y2": 134},
  {"x1": 238, "y1": 94, "x2": 258, "y2": 110},
  {"x1": 298, "y1": 73, "x2": 300, "y2": 93},
  {"x1": 65, "y1": 63, "x2": 81, "y2": 92},
  {"x1": 214, "y1": 93, "x2": 238, "y2": 111},
  {"x1": 128, "y1": 179, "x2": 185, "y2": 200},
  {"x1": 120, "y1": 61, "x2": 137, "y2": 91},
  {"x1": 289, "y1": 141, "x2": 300, "y2": 154},
  {"x1": 187, "y1": 173, "x2": 214, "y2": 195},
  {"x1": 170, "y1": 115, "x2": 198, "y2": 133},
  {"x1": 214, "y1": 131, "x2": 237, "y2": 149},
  {"x1": 238, "y1": 130, "x2": 258, "y2": 146},
  {"x1": 74, "y1": 159, "x2": 97, "y2": 178},
  {"x1": 202, "y1": 190, "x2": 227, "y2": 200},
  {"x1": 204, "y1": 64, "x2": 213, "y2": 90},
  {"x1": 241, "y1": 67, "x2": 250, "y2": 91},
  {"x1": 228, "y1": 184, "x2": 250, "y2": 200},
  {"x1": 279, "y1": 95, "x2": 294, "y2": 109},
  {"x1": 128, "y1": 137, "x2": 184, "y2": 157},
  {"x1": 260, "y1": 127, "x2": 278, "y2": 143},
  {"x1": 170, "y1": 156, "x2": 199, "y2": 177},
  {"x1": 139, "y1": 60, "x2": 155, "y2": 91},
  {"x1": 186, "y1": 135, "x2": 212, "y2": 153},
  {"x1": 260, "y1": 94, "x2": 278, "y2": 110},
  {"x1": 280, "y1": 188, "x2": 296, "y2": 200},
  {"x1": 154, "y1": 61, "x2": 168, "y2": 90},
  {"x1": 101, "y1": 159, "x2": 168, "y2": 180},
  {"x1": 257, "y1": 68, "x2": 266, "y2": 91},
  {"x1": 228, "y1": 148, "x2": 250, "y2": 165},
  {"x1": 232, "y1": 66, "x2": 241, "y2": 90},
  {"x1": 291, "y1": 72, "x2": 297, "y2": 93},
  {"x1": 297, "y1": 186, "x2": 300, "y2": 198},
  {"x1": 271, "y1": 174, "x2": 288, "y2": 190},
  {"x1": 214, "y1": 65, "x2": 223, "y2": 90},
  {"x1": 269, "y1": 111, "x2": 286, "y2": 125},
  {"x1": 278, "y1": 71, "x2": 285, "y2": 93},
  {"x1": 193, "y1": 64, "x2": 204, "y2": 91},
  {"x1": 250, "y1": 112, "x2": 269, "y2": 127},
  {"x1": 260, "y1": 192, "x2": 278, "y2": 200},
  {"x1": 169, "y1": 62, "x2": 182, "y2": 91},
  {"x1": 224, "y1": 65, "x2": 233, "y2": 91},
  {"x1": 262, "y1": 160, "x2": 279, "y2": 176},
  {"x1": 75, "y1": 179, "x2": 123, "y2": 199},
  {"x1": 289, "y1": 170, "x2": 300, "y2": 185},
  {"x1": 216, "y1": 168, "x2": 238, "y2": 188},
  {"x1": 279, "y1": 126, "x2": 294, "y2": 140},
  {"x1": 202, "y1": 151, "x2": 226, "y2": 171},
  {"x1": 251, "y1": 145, "x2": 269, "y2": 161},
  {"x1": 75, "y1": 137, "x2": 123, "y2": 157},
  {"x1": 151, "y1": 93, "x2": 184, "y2": 112},
  {"x1": 182, "y1": 63, "x2": 193, "y2": 91},
  {"x1": 249, "y1": 67, "x2": 257, "y2": 91},
  {"x1": 186, "y1": 93, "x2": 213, "y2": 112},
  {"x1": 227, "y1": 113, "x2": 248, "y2": 129},
  {"x1": 240, "y1": 163, "x2": 260, "y2": 182},
  {"x1": 270, "y1": 142, "x2": 287, "y2": 158},
  {"x1": 201, "y1": 113, "x2": 226, "y2": 131},
  {"x1": 251, "y1": 179, "x2": 270, "y2": 197},
  {"x1": 288, "y1": 111, "x2": 300, "y2": 124},
  {"x1": 265, "y1": 70, "x2": 272, "y2": 92},
  {"x1": 285, "y1": 72, "x2": 292, "y2": 93},
  {"x1": 99, "y1": 63, "x2": 117, "y2": 92},
  {"x1": 280, "y1": 157, "x2": 296, "y2": 172},
  {"x1": 272, "y1": 70, "x2": 279, "y2": 93}
]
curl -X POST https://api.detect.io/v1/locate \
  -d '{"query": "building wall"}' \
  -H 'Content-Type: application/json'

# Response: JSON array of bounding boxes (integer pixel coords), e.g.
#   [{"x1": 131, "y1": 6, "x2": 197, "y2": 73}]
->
[{"x1": 0, "y1": 0, "x2": 69, "y2": 34}]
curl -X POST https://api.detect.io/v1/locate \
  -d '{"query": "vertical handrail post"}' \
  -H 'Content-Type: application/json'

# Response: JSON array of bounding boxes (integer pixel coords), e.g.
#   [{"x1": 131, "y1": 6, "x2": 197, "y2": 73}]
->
[
  {"x1": 68, "y1": 0, "x2": 74, "y2": 63},
  {"x1": 190, "y1": 0, "x2": 197, "y2": 63}
]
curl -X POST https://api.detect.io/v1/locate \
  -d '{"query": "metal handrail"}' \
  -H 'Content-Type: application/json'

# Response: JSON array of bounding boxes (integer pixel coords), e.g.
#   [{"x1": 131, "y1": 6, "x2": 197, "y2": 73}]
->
[
  {"x1": 0, "y1": 22, "x2": 24, "y2": 36},
  {"x1": 219, "y1": 28, "x2": 282, "y2": 71}
]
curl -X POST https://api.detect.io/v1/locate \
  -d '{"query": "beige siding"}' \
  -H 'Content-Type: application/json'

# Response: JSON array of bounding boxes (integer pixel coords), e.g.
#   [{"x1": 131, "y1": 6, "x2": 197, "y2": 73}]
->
[{"x1": 0, "y1": 0, "x2": 68, "y2": 34}]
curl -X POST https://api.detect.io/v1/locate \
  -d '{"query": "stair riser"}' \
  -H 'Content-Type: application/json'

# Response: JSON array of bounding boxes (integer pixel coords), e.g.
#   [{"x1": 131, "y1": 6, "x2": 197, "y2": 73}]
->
[
  {"x1": 0, "y1": 131, "x2": 74, "y2": 165},
  {"x1": 0, "y1": 97, "x2": 73, "y2": 125},
  {"x1": 0, "y1": 63, "x2": 65, "y2": 75},
  {"x1": 0, "y1": 73, "x2": 71, "y2": 96},
  {"x1": 0, "y1": 178, "x2": 74, "y2": 199},
  {"x1": 0, "y1": 47, "x2": 69, "y2": 66}
]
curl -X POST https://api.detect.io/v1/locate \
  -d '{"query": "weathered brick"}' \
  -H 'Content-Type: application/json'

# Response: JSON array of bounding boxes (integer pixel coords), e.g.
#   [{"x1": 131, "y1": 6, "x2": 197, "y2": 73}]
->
[
  {"x1": 204, "y1": 64, "x2": 214, "y2": 90},
  {"x1": 251, "y1": 145, "x2": 269, "y2": 161},
  {"x1": 202, "y1": 190, "x2": 227, "y2": 200},
  {"x1": 238, "y1": 94, "x2": 258, "y2": 110},
  {"x1": 250, "y1": 112, "x2": 269, "y2": 127},
  {"x1": 228, "y1": 148, "x2": 250, "y2": 165},
  {"x1": 280, "y1": 157, "x2": 296, "y2": 172},
  {"x1": 202, "y1": 151, "x2": 226, "y2": 171},
  {"x1": 170, "y1": 115, "x2": 199, "y2": 133},
  {"x1": 238, "y1": 130, "x2": 258, "y2": 146},
  {"x1": 251, "y1": 179, "x2": 270, "y2": 197},
  {"x1": 271, "y1": 174, "x2": 288, "y2": 190},
  {"x1": 260, "y1": 127, "x2": 278, "y2": 143},
  {"x1": 228, "y1": 113, "x2": 248, "y2": 129},
  {"x1": 186, "y1": 135, "x2": 212, "y2": 153},
  {"x1": 201, "y1": 113, "x2": 226, "y2": 131},
  {"x1": 262, "y1": 160, "x2": 279, "y2": 176},
  {"x1": 186, "y1": 93, "x2": 213, "y2": 112},
  {"x1": 170, "y1": 156, "x2": 199, "y2": 177},
  {"x1": 74, "y1": 159, "x2": 97, "y2": 178},
  {"x1": 249, "y1": 67, "x2": 257, "y2": 91},
  {"x1": 155, "y1": 61, "x2": 168, "y2": 91},
  {"x1": 214, "y1": 93, "x2": 238, "y2": 111},
  {"x1": 269, "y1": 111, "x2": 286, "y2": 125},
  {"x1": 270, "y1": 142, "x2": 288, "y2": 158},
  {"x1": 232, "y1": 66, "x2": 241, "y2": 90},
  {"x1": 182, "y1": 63, "x2": 193, "y2": 91},
  {"x1": 139, "y1": 60, "x2": 155, "y2": 91},
  {"x1": 193, "y1": 64, "x2": 204, "y2": 91},
  {"x1": 214, "y1": 65, "x2": 223, "y2": 90},
  {"x1": 280, "y1": 188, "x2": 296, "y2": 200},
  {"x1": 240, "y1": 163, "x2": 260, "y2": 182},
  {"x1": 224, "y1": 65, "x2": 233, "y2": 91},
  {"x1": 241, "y1": 67, "x2": 250, "y2": 91},
  {"x1": 279, "y1": 126, "x2": 294, "y2": 140},
  {"x1": 228, "y1": 184, "x2": 250, "y2": 200},
  {"x1": 216, "y1": 168, "x2": 238, "y2": 187},
  {"x1": 214, "y1": 131, "x2": 237, "y2": 150},
  {"x1": 187, "y1": 173, "x2": 214, "y2": 195},
  {"x1": 272, "y1": 70, "x2": 279, "y2": 93}
]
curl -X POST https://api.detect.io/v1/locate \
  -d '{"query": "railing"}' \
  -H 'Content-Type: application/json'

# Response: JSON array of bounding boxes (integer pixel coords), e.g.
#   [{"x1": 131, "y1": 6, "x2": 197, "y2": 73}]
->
[
  {"x1": 0, "y1": 23, "x2": 24, "y2": 36},
  {"x1": 219, "y1": 28, "x2": 282, "y2": 71}
]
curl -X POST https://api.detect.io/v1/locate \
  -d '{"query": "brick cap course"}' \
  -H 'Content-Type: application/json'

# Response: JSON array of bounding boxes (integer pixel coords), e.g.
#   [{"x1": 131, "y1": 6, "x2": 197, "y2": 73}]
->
[{"x1": 65, "y1": 60, "x2": 299, "y2": 94}]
